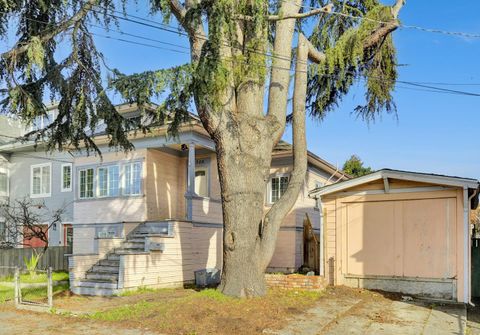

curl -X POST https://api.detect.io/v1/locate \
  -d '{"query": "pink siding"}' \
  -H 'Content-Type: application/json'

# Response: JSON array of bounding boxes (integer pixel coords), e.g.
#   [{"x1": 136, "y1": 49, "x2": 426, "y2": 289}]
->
[{"x1": 323, "y1": 182, "x2": 467, "y2": 302}]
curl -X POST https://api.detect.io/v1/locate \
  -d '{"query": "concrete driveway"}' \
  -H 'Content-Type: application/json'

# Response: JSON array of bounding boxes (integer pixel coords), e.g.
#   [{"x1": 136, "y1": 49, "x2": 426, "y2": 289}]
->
[{"x1": 269, "y1": 290, "x2": 466, "y2": 335}]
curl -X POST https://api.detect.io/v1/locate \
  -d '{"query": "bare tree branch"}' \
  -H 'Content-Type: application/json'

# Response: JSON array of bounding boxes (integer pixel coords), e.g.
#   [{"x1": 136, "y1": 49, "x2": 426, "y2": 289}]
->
[
  {"x1": 261, "y1": 34, "x2": 318, "y2": 267},
  {"x1": 364, "y1": 0, "x2": 405, "y2": 49},
  {"x1": 267, "y1": 4, "x2": 333, "y2": 21},
  {"x1": 1, "y1": 198, "x2": 64, "y2": 252},
  {"x1": 265, "y1": 0, "x2": 301, "y2": 144},
  {"x1": 1, "y1": 0, "x2": 99, "y2": 61}
]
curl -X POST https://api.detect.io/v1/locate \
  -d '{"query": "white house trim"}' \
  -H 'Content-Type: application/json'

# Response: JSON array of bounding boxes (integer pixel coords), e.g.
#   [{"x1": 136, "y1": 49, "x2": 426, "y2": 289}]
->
[
  {"x1": 0, "y1": 165, "x2": 8, "y2": 197},
  {"x1": 309, "y1": 169, "x2": 479, "y2": 197},
  {"x1": 61, "y1": 163, "x2": 73, "y2": 192},
  {"x1": 30, "y1": 162, "x2": 52, "y2": 198}
]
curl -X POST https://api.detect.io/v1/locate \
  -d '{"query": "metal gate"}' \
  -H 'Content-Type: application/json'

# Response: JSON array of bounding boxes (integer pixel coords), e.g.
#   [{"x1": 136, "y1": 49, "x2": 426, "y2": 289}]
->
[{"x1": 14, "y1": 267, "x2": 53, "y2": 309}]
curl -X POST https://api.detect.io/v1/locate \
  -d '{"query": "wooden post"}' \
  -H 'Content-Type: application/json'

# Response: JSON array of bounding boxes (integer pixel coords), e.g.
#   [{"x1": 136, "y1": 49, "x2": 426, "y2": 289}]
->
[
  {"x1": 47, "y1": 267, "x2": 53, "y2": 308},
  {"x1": 14, "y1": 267, "x2": 19, "y2": 306},
  {"x1": 186, "y1": 142, "x2": 196, "y2": 220}
]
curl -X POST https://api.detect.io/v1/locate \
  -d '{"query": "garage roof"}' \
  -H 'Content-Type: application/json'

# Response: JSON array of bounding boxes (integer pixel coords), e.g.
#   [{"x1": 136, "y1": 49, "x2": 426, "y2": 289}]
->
[{"x1": 309, "y1": 168, "x2": 480, "y2": 197}]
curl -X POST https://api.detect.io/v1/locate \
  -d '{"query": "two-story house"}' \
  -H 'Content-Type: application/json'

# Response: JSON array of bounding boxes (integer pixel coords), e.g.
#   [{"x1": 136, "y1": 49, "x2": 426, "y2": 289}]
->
[{"x1": 0, "y1": 104, "x2": 347, "y2": 295}]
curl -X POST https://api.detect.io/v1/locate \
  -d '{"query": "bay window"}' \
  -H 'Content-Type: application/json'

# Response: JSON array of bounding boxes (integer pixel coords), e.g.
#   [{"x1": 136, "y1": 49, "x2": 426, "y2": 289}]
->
[
  {"x1": 97, "y1": 165, "x2": 119, "y2": 197},
  {"x1": 124, "y1": 162, "x2": 142, "y2": 195}
]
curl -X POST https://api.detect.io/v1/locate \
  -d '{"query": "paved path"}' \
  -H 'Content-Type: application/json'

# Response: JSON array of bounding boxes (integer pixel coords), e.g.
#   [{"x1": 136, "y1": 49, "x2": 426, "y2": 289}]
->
[{"x1": 269, "y1": 294, "x2": 466, "y2": 335}]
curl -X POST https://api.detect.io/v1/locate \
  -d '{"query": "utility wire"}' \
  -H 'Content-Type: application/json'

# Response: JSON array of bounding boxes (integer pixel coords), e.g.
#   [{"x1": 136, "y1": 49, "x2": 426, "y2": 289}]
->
[
  {"x1": 92, "y1": 31, "x2": 480, "y2": 97},
  {"x1": 3, "y1": 9, "x2": 480, "y2": 97},
  {"x1": 90, "y1": 6, "x2": 480, "y2": 89},
  {"x1": 286, "y1": 0, "x2": 480, "y2": 39}
]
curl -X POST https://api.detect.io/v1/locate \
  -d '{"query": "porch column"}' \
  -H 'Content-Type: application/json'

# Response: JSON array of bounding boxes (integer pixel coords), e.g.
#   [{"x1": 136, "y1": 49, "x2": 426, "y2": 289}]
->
[{"x1": 186, "y1": 142, "x2": 195, "y2": 220}]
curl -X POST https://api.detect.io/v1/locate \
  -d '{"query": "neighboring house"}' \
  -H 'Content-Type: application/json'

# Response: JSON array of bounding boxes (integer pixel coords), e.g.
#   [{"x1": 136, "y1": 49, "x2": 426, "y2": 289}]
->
[
  {"x1": 0, "y1": 104, "x2": 347, "y2": 295},
  {"x1": 310, "y1": 169, "x2": 480, "y2": 303}
]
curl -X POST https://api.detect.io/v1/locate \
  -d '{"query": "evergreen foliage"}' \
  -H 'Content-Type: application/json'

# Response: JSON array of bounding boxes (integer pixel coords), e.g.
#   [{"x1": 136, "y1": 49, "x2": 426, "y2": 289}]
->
[
  {"x1": 0, "y1": 0, "x2": 400, "y2": 153},
  {"x1": 342, "y1": 154, "x2": 373, "y2": 177}
]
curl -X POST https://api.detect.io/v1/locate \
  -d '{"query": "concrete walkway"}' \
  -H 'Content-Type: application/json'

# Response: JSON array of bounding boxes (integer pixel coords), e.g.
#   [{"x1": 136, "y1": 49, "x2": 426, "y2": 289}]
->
[{"x1": 269, "y1": 294, "x2": 466, "y2": 335}]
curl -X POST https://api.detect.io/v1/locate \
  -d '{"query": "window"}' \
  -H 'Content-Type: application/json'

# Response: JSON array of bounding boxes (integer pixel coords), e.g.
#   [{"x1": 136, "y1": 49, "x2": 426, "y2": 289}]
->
[
  {"x1": 30, "y1": 163, "x2": 51, "y2": 197},
  {"x1": 79, "y1": 168, "x2": 94, "y2": 199},
  {"x1": 124, "y1": 162, "x2": 142, "y2": 195},
  {"x1": 195, "y1": 168, "x2": 209, "y2": 197},
  {"x1": 30, "y1": 110, "x2": 55, "y2": 131},
  {"x1": 270, "y1": 175, "x2": 289, "y2": 203},
  {"x1": 0, "y1": 220, "x2": 5, "y2": 242},
  {"x1": 61, "y1": 163, "x2": 72, "y2": 192},
  {"x1": 97, "y1": 165, "x2": 119, "y2": 197},
  {"x1": 0, "y1": 167, "x2": 8, "y2": 197}
]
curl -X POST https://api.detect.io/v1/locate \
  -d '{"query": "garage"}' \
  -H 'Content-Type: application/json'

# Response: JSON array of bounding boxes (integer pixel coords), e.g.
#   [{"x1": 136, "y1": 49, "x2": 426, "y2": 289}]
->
[{"x1": 310, "y1": 169, "x2": 479, "y2": 302}]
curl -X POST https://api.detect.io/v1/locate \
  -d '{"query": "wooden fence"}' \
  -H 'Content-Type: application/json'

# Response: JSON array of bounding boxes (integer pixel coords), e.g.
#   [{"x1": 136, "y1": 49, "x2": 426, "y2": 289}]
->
[
  {"x1": 0, "y1": 246, "x2": 71, "y2": 277},
  {"x1": 303, "y1": 214, "x2": 320, "y2": 274}
]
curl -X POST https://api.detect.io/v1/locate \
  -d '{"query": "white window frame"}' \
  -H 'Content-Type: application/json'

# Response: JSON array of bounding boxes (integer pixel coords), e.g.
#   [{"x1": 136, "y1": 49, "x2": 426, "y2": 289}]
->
[
  {"x1": 78, "y1": 167, "x2": 95, "y2": 199},
  {"x1": 123, "y1": 161, "x2": 143, "y2": 196},
  {"x1": 96, "y1": 165, "x2": 120, "y2": 198},
  {"x1": 61, "y1": 163, "x2": 73, "y2": 192},
  {"x1": 30, "y1": 163, "x2": 52, "y2": 198},
  {"x1": 0, "y1": 166, "x2": 8, "y2": 197},
  {"x1": 30, "y1": 110, "x2": 56, "y2": 132},
  {"x1": 268, "y1": 174, "x2": 290, "y2": 204}
]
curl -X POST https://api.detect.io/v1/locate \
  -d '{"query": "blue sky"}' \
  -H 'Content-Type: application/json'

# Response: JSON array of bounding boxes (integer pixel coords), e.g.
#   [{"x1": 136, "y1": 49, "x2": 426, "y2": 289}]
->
[{"x1": 67, "y1": 1, "x2": 480, "y2": 179}]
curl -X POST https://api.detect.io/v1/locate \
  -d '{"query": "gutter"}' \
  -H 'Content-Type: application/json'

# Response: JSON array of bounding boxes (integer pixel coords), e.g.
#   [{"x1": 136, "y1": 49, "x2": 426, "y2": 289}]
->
[{"x1": 467, "y1": 187, "x2": 479, "y2": 305}]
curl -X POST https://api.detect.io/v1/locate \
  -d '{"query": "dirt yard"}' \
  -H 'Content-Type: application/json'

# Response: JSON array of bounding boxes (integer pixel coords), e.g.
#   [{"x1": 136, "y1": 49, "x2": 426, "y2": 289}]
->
[{"x1": 0, "y1": 286, "x2": 469, "y2": 335}]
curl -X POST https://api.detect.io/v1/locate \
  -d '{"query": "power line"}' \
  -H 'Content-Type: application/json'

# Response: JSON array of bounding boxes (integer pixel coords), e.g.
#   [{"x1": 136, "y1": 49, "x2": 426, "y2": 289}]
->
[
  {"x1": 3, "y1": 9, "x2": 480, "y2": 98},
  {"x1": 94, "y1": 31, "x2": 480, "y2": 96},
  {"x1": 91, "y1": 6, "x2": 480, "y2": 90},
  {"x1": 286, "y1": 0, "x2": 480, "y2": 40},
  {"x1": 89, "y1": 23, "x2": 190, "y2": 50},
  {"x1": 92, "y1": 32, "x2": 189, "y2": 54}
]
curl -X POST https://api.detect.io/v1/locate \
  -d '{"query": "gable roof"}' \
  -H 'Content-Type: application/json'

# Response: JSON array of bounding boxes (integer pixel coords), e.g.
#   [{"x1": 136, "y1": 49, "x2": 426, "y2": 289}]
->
[
  {"x1": 273, "y1": 140, "x2": 350, "y2": 181},
  {"x1": 309, "y1": 168, "x2": 480, "y2": 197}
]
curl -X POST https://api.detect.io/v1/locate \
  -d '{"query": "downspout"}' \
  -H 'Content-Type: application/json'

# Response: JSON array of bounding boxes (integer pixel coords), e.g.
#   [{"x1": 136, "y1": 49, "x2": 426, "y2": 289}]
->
[{"x1": 467, "y1": 187, "x2": 479, "y2": 305}]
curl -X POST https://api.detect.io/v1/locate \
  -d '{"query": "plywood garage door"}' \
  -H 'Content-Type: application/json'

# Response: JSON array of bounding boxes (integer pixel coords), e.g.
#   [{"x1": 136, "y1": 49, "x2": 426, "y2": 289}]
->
[{"x1": 345, "y1": 198, "x2": 456, "y2": 279}]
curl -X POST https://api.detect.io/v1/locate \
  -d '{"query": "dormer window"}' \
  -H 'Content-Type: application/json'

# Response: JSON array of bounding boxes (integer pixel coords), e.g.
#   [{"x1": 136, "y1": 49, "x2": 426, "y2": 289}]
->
[{"x1": 30, "y1": 110, "x2": 56, "y2": 131}]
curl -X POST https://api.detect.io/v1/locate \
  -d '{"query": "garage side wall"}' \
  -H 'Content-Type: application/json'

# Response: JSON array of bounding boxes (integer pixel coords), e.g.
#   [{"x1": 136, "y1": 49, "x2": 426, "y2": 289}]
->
[{"x1": 322, "y1": 181, "x2": 466, "y2": 302}]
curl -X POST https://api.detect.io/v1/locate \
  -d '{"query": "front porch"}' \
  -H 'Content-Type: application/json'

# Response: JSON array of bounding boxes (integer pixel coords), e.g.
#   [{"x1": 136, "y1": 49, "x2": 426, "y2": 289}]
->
[{"x1": 69, "y1": 130, "x2": 224, "y2": 295}]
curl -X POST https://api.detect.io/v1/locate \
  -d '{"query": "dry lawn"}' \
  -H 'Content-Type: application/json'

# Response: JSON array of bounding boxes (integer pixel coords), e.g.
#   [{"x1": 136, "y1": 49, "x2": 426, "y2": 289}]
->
[{"x1": 53, "y1": 287, "x2": 325, "y2": 334}]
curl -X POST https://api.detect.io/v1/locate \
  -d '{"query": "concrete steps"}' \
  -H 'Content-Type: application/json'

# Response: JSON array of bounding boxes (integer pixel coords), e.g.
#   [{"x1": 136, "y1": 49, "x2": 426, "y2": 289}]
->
[
  {"x1": 71, "y1": 222, "x2": 173, "y2": 296},
  {"x1": 91, "y1": 265, "x2": 119, "y2": 273},
  {"x1": 85, "y1": 272, "x2": 119, "y2": 282}
]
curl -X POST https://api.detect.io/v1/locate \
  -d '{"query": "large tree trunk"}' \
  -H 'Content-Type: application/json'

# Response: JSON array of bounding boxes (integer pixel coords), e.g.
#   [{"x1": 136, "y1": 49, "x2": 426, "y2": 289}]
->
[
  {"x1": 167, "y1": 0, "x2": 404, "y2": 298},
  {"x1": 214, "y1": 117, "x2": 274, "y2": 297}
]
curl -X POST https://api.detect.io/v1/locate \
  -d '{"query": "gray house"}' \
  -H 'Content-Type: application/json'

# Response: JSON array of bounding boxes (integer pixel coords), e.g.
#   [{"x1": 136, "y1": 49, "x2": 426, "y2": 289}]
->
[{"x1": 0, "y1": 109, "x2": 74, "y2": 247}]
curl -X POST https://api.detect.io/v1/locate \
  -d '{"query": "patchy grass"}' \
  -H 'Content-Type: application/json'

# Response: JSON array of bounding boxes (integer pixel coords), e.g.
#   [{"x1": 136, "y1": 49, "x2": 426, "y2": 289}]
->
[
  {"x1": 78, "y1": 288, "x2": 324, "y2": 334},
  {"x1": 117, "y1": 286, "x2": 174, "y2": 297},
  {"x1": 0, "y1": 282, "x2": 69, "y2": 304},
  {"x1": 0, "y1": 285, "x2": 13, "y2": 303},
  {"x1": 0, "y1": 271, "x2": 69, "y2": 283}
]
